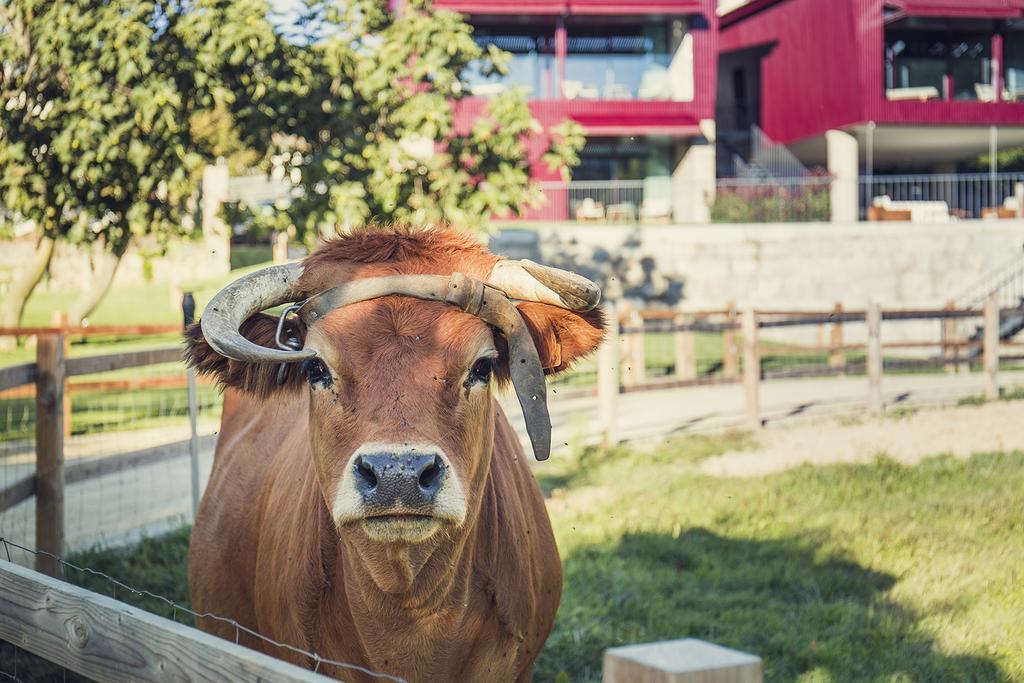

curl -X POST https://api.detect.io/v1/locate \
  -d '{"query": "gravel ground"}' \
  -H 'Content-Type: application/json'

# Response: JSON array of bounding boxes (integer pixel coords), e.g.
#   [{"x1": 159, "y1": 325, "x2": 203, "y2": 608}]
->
[{"x1": 700, "y1": 400, "x2": 1024, "y2": 477}]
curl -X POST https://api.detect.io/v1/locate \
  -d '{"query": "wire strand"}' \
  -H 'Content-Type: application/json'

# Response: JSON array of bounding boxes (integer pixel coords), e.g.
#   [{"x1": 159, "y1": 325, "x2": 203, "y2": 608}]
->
[{"x1": 0, "y1": 537, "x2": 406, "y2": 683}]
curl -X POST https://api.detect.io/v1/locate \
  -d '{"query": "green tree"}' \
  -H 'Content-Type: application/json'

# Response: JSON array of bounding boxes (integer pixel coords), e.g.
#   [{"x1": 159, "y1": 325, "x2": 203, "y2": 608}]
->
[
  {"x1": 231, "y1": 0, "x2": 583, "y2": 242},
  {"x1": 0, "y1": 0, "x2": 279, "y2": 329}
]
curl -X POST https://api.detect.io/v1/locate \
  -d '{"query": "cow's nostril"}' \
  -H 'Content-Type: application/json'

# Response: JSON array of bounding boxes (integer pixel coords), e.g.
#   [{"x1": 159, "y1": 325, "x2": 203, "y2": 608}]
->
[
  {"x1": 418, "y1": 455, "x2": 445, "y2": 492},
  {"x1": 354, "y1": 456, "x2": 378, "y2": 491}
]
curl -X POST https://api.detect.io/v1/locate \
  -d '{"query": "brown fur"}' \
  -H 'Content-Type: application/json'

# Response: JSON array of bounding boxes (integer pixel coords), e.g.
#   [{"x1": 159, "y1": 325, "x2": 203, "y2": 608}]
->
[{"x1": 187, "y1": 227, "x2": 604, "y2": 681}]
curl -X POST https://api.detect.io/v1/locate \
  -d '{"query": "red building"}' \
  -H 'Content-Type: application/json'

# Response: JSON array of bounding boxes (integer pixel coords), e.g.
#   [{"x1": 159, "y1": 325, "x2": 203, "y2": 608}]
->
[
  {"x1": 718, "y1": 0, "x2": 1024, "y2": 177},
  {"x1": 435, "y1": 0, "x2": 720, "y2": 222}
]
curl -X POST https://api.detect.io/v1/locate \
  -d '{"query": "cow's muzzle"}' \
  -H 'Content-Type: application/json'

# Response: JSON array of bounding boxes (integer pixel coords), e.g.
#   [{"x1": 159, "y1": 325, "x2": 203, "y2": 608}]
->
[
  {"x1": 332, "y1": 442, "x2": 467, "y2": 542},
  {"x1": 353, "y1": 450, "x2": 446, "y2": 512}
]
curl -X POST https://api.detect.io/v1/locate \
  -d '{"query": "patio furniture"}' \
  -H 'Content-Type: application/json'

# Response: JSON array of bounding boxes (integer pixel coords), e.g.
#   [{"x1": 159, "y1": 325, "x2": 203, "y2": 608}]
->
[
  {"x1": 575, "y1": 197, "x2": 605, "y2": 222},
  {"x1": 640, "y1": 199, "x2": 673, "y2": 223},
  {"x1": 606, "y1": 202, "x2": 637, "y2": 222},
  {"x1": 885, "y1": 86, "x2": 940, "y2": 102},
  {"x1": 561, "y1": 80, "x2": 599, "y2": 100},
  {"x1": 982, "y1": 196, "x2": 1023, "y2": 220},
  {"x1": 870, "y1": 195, "x2": 951, "y2": 223},
  {"x1": 867, "y1": 206, "x2": 912, "y2": 222},
  {"x1": 638, "y1": 67, "x2": 672, "y2": 100},
  {"x1": 974, "y1": 83, "x2": 1013, "y2": 102}
]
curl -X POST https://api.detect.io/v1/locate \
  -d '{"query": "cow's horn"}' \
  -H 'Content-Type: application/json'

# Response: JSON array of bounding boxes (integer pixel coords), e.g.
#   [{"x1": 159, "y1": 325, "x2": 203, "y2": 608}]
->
[
  {"x1": 487, "y1": 260, "x2": 601, "y2": 312},
  {"x1": 200, "y1": 262, "x2": 317, "y2": 364}
]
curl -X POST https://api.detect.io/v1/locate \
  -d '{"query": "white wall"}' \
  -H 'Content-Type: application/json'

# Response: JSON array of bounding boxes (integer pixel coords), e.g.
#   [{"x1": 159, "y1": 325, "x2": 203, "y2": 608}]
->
[{"x1": 535, "y1": 220, "x2": 1024, "y2": 309}]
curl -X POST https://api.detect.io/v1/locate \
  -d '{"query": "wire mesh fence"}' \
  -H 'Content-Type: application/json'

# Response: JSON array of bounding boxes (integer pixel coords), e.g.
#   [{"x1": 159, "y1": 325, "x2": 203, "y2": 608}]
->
[
  {"x1": 0, "y1": 536, "x2": 407, "y2": 683},
  {"x1": 0, "y1": 329, "x2": 221, "y2": 558}
]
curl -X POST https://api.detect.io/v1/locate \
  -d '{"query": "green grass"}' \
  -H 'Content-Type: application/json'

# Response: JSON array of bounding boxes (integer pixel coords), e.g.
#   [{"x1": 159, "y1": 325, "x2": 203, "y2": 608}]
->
[
  {"x1": 16, "y1": 259, "x2": 275, "y2": 330},
  {"x1": 3, "y1": 437, "x2": 1021, "y2": 682},
  {"x1": 0, "y1": 382, "x2": 222, "y2": 440},
  {"x1": 535, "y1": 440, "x2": 1024, "y2": 682}
]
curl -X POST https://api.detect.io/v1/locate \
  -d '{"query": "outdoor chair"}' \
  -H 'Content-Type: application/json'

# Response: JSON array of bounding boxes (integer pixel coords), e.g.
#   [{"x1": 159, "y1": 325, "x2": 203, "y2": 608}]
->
[
  {"x1": 606, "y1": 202, "x2": 637, "y2": 222},
  {"x1": 575, "y1": 197, "x2": 605, "y2": 222},
  {"x1": 640, "y1": 199, "x2": 672, "y2": 223},
  {"x1": 562, "y1": 80, "x2": 599, "y2": 100}
]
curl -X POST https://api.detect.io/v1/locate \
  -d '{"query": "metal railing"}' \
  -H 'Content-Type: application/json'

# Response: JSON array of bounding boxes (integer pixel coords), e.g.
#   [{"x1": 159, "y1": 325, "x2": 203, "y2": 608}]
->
[
  {"x1": 531, "y1": 180, "x2": 654, "y2": 224},
  {"x1": 508, "y1": 173, "x2": 1024, "y2": 225},
  {"x1": 861, "y1": 172, "x2": 1024, "y2": 221}
]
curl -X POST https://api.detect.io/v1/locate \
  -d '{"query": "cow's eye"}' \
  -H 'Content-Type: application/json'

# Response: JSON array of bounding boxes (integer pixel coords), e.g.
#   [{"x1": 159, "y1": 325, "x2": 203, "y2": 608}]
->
[
  {"x1": 468, "y1": 357, "x2": 494, "y2": 385},
  {"x1": 301, "y1": 358, "x2": 331, "y2": 385}
]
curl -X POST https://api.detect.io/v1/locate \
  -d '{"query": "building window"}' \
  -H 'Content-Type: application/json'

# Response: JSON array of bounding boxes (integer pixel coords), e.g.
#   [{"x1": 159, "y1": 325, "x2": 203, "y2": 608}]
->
[
  {"x1": 1006, "y1": 22, "x2": 1024, "y2": 101},
  {"x1": 575, "y1": 137, "x2": 672, "y2": 181},
  {"x1": 466, "y1": 25, "x2": 556, "y2": 98},
  {"x1": 563, "y1": 20, "x2": 680, "y2": 100},
  {"x1": 884, "y1": 19, "x2": 996, "y2": 101}
]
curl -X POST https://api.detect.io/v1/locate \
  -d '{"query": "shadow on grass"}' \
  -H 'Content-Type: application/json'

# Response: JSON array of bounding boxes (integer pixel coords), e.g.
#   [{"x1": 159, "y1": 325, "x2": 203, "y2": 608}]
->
[{"x1": 537, "y1": 527, "x2": 1008, "y2": 683}]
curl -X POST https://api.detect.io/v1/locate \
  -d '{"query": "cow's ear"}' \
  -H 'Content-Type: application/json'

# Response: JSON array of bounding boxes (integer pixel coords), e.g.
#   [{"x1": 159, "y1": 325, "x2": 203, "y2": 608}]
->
[
  {"x1": 184, "y1": 314, "x2": 306, "y2": 399},
  {"x1": 515, "y1": 302, "x2": 606, "y2": 375}
]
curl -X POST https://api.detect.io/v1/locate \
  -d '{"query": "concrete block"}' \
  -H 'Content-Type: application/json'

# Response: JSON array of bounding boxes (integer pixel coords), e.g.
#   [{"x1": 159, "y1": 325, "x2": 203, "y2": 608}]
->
[{"x1": 603, "y1": 638, "x2": 762, "y2": 683}]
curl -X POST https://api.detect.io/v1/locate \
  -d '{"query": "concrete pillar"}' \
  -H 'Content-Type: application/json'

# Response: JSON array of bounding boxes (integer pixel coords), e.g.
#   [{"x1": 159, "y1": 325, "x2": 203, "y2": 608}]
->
[
  {"x1": 201, "y1": 161, "x2": 231, "y2": 274},
  {"x1": 826, "y1": 129, "x2": 858, "y2": 223},
  {"x1": 673, "y1": 119, "x2": 716, "y2": 224}
]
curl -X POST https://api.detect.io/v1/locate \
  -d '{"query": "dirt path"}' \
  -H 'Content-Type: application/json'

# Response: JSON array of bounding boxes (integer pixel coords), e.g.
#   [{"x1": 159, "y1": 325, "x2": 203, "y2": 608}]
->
[{"x1": 700, "y1": 400, "x2": 1024, "y2": 477}]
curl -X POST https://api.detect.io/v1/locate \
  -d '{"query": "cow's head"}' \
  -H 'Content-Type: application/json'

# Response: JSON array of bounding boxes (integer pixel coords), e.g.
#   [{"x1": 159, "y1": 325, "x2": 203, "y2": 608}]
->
[{"x1": 187, "y1": 229, "x2": 603, "y2": 587}]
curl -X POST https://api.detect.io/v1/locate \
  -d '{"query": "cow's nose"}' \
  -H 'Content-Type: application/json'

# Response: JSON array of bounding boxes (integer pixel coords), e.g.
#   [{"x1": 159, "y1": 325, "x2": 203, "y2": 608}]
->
[{"x1": 352, "y1": 451, "x2": 446, "y2": 509}]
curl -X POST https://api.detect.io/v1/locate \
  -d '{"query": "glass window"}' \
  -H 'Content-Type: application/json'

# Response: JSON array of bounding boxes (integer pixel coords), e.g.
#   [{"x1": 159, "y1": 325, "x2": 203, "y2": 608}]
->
[
  {"x1": 885, "y1": 23, "x2": 993, "y2": 101},
  {"x1": 564, "y1": 21, "x2": 674, "y2": 100},
  {"x1": 575, "y1": 138, "x2": 671, "y2": 181},
  {"x1": 465, "y1": 26, "x2": 556, "y2": 98},
  {"x1": 1005, "y1": 24, "x2": 1024, "y2": 101}
]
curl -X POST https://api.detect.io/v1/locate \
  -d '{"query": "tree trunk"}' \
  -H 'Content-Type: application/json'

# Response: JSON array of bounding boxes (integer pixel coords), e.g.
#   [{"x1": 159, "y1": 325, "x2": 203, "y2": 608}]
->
[
  {"x1": 0, "y1": 235, "x2": 55, "y2": 346},
  {"x1": 64, "y1": 246, "x2": 123, "y2": 327}
]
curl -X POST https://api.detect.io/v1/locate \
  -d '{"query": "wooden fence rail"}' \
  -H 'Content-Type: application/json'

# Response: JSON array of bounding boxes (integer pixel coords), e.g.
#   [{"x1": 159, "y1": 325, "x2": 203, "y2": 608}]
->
[
  {"x1": 0, "y1": 333, "x2": 193, "y2": 576},
  {"x1": 0, "y1": 559, "x2": 333, "y2": 682},
  {"x1": 599, "y1": 295, "x2": 1008, "y2": 439}
]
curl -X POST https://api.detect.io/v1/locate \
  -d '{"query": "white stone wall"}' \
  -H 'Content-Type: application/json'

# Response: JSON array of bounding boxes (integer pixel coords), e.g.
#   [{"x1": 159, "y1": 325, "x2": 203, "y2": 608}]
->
[
  {"x1": 539, "y1": 220, "x2": 1024, "y2": 309},
  {"x1": 534, "y1": 220, "x2": 1024, "y2": 345}
]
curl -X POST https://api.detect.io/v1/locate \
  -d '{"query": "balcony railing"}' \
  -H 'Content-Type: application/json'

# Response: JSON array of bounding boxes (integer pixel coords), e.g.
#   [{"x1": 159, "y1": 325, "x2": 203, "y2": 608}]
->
[
  {"x1": 499, "y1": 173, "x2": 1024, "y2": 225},
  {"x1": 860, "y1": 172, "x2": 1024, "y2": 221},
  {"x1": 522, "y1": 179, "x2": 675, "y2": 224}
]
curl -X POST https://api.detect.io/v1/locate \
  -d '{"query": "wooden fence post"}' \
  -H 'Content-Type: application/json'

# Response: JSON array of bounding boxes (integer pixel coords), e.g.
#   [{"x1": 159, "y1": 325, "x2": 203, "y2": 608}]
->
[
  {"x1": 674, "y1": 313, "x2": 696, "y2": 381},
  {"x1": 50, "y1": 312, "x2": 71, "y2": 438},
  {"x1": 984, "y1": 293, "x2": 1000, "y2": 401},
  {"x1": 598, "y1": 301, "x2": 620, "y2": 448},
  {"x1": 629, "y1": 309, "x2": 646, "y2": 386},
  {"x1": 867, "y1": 302, "x2": 883, "y2": 416},
  {"x1": 828, "y1": 302, "x2": 846, "y2": 373},
  {"x1": 35, "y1": 334, "x2": 66, "y2": 577},
  {"x1": 742, "y1": 308, "x2": 761, "y2": 431},
  {"x1": 723, "y1": 302, "x2": 738, "y2": 379},
  {"x1": 941, "y1": 299, "x2": 957, "y2": 374},
  {"x1": 620, "y1": 307, "x2": 645, "y2": 388}
]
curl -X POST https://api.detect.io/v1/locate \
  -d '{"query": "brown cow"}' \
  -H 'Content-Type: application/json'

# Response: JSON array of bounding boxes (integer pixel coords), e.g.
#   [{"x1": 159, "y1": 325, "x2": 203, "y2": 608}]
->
[{"x1": 186, "y1": 227, "x2": 604, "y2": 681}]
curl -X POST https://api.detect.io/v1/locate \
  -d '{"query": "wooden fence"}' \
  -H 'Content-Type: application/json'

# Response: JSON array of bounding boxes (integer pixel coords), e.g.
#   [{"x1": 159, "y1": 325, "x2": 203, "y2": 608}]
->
[
  {"x1": 0, "y1": 326, "x2": 195, "y2": 576},
  {"x1": 0, "y1": 558, "x2": 334, "y2": 682},
  {"x1": 1, "y1": 297, "x2": 1017, "y2": 572},
  {"x1": 596, "y1": 294, "x2": 1011, "y2": 442}
]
